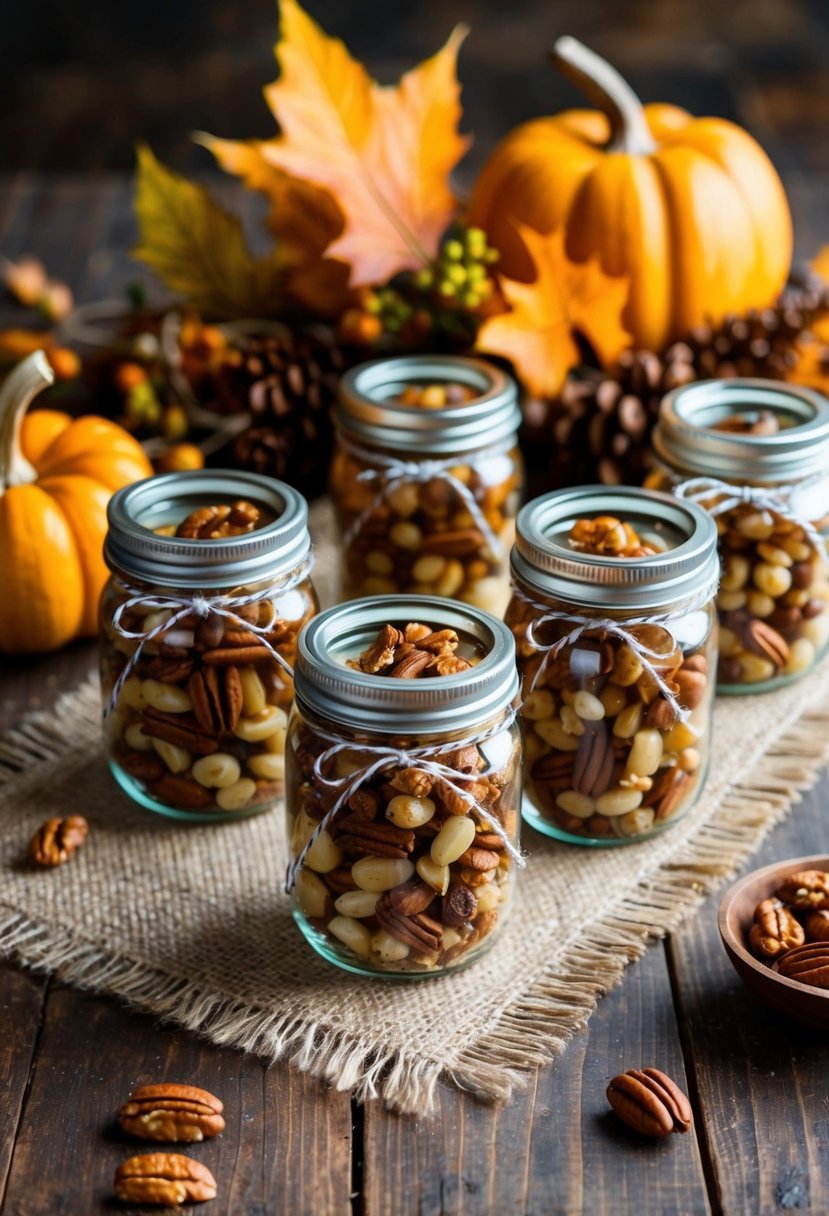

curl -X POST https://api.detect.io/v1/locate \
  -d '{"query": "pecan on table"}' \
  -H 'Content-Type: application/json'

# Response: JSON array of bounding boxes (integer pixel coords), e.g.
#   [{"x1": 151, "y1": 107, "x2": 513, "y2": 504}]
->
[
  {"x1": 29, "y1": 816, "x2": 88, "y2": 867},
  {"x1": 606, "y1": 1067, "x2": 693, "y2": 1137},
  {"x1": 119, "y1": 1083, "x2": 225, "y2": 1143},
  {"x1": 113, "y1": 1153, "x2": 217, "y2": 1205}
]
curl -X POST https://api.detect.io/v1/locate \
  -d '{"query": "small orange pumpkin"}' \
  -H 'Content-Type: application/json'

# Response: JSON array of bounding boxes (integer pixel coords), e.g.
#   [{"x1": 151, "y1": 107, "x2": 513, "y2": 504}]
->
[
  {"x1": 469, "y1": 36, "x2": 792, "y2": 352},
  {"x1": 0, "y1": 351, "x2": 153, "y2": 654}
]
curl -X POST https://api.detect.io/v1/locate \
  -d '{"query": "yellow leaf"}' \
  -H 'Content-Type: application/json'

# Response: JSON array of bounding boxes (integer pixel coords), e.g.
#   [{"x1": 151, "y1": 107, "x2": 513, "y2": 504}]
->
[
  {"x1": 200, "y1": 134, "x2": 352, "y2": 317},
  {"x1": 206, "y1": 0, "x2": 469, "y2": 288},
  {"x1": 133, "y1": 144, "x2": 288, "y2": 319},
  {"x1": 476, "y1": 226, "x2": 632, "y2": 398}
]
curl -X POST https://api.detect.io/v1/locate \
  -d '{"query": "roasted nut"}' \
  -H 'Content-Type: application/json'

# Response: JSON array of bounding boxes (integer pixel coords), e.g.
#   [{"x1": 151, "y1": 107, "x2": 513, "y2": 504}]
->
[
  {"x1": 748, "y1": 898, "x2": 805, "y2": 959},
  {"x1": 606, "y1": 1068, "x2": 693, "y2": 1137},
  {"x1": 29, "y1": 816, "x2": 88, "y2": 867},
  {"x1": 119, "y1": 1083, "x2": 225, "y2": 1142},
  {"x1": 113, "y1": 1153, "x2": 217, "y2": 1205},
  {"x1": 776, "y1": 870, "x2": 829, "y2": 910},
  {"x1": 775, "y1": 942, "x2": 829, "y2": 989},
  {"x1": 804, "y1": 911, "x2": 829, "y2": 942}
]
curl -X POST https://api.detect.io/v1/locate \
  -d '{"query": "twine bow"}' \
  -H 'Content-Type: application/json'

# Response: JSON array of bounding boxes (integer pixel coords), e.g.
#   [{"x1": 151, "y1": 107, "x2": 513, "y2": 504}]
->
[
  {"x1": 340, "y1": 436, "x2": 506, "y2": 557},
  {"x1": 105, "y1": 554, "x2": 313, "y2": 718},
  {"x1": 514, "y1": 582, "x2": 716, "y2": 725},
  {"x1": 285, "y1": 710, "x2": 523, "y2": 893},
  {"x1": 674, "y1": 475, "x2": 826, "y2": 552}
]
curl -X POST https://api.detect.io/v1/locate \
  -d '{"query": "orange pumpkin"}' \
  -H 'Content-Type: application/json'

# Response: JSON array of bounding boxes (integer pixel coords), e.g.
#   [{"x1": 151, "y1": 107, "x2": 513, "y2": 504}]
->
[
  {"x1": 0, "y1": 351, "x2": 153, "y2": 654},
  {"x1": 469, "y1": 36, "x2": 792, "y2": 352}
]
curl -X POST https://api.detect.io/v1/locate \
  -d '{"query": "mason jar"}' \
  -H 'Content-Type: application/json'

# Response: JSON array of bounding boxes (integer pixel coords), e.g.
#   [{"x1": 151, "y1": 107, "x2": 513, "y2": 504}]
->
[
  {"x1": 505, "y1": 487, "x2": 719, "y2": 845},
  {"x1": 286, "y1": 596, "x2": 522, "y2": 977},
  {"x1": 648, "y1": 379, "x2": 829, "y2": 692},
  {"x1": 100, "y1": 470, "x2": 318, "y2": 821},
  {"x1": 330, "y1": 355, "x2": 523, "y2": 616}
]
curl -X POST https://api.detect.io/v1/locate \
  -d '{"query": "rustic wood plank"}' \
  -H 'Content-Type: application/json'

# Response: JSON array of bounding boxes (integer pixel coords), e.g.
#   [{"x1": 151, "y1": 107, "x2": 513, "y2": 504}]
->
[
  {"x1": 669, "y1": 780, "x2": 829, "y2": 1216},
  {"x1": 0, "y1": 965, "x2": 49, "y2": 1204},
  {"x1": 364, "y1": 943, "x2": 710, "y2": 1216},
  {"x1": 0, "y1": 982, "x2": 352, "y2": 1216}
]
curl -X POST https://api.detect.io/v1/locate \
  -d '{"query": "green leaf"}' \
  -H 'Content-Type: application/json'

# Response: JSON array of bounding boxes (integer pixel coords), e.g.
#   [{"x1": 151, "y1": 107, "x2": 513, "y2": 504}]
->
[{"x1": 133, "y1": 144, "x2": 288, "y2": 318}]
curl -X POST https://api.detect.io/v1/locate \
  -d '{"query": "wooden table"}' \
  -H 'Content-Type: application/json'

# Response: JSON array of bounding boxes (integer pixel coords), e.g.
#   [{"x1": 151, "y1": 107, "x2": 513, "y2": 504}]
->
[{"x1": 2, "y1": 176, "x2": 829, "y2": 1216}]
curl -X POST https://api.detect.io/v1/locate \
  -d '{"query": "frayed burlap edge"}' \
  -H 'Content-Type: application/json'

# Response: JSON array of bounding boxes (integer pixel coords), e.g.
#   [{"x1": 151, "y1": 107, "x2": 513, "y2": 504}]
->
[{"x1": 1, "y1": 677, "x2": 828, "y2": 1115}]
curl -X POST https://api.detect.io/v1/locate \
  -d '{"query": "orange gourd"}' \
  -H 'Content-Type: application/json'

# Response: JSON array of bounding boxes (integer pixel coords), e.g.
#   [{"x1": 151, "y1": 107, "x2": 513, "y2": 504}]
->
[
  {"x1": 0, "y1": 351, "x2": 153, "y2": 654},
  {"x1": 469, "y1": 36, "x2": 792, "y2": 352}
]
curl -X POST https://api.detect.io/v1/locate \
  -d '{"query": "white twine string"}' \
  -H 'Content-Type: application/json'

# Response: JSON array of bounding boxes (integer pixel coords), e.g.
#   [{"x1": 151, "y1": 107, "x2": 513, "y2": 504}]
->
[
  {"x1": 513, "y1": 582, "x2": 716, "y2": 724},
  {"x1": 674, "y1": 475, "x2": 825, "y2": 552},
  {"x1": 285, "y1": 707, "x2": 523, "y2": 892},
  {"x1": 104, "y1": 553, "x2": 314, "y2": 718},
  {"x1": 339, "y1": 435, "x2": 507, "y2": 557}
]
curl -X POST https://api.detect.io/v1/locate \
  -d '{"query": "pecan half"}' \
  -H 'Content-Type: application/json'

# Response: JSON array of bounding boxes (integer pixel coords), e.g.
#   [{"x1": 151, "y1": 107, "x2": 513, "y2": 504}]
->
[
  {"x1": 775, "y1": 942, "x2": 829, "y2": 989},
  {"x1": 194, "y1": 615, "x2": 225, "y2": 651},
  {"x1": 187, "y1": 667, "x2": 243, "y2": 736},
  {"x1": 606, "y1": 1068, "x2": 692, "y2": 1137},
  {"x1": 119, "y1": 1084, "x2": 225, "y2": 1142},
  {"x1": 531, "y1": 752, "x2": 575, "y2": 784},
  {"x1": 573, "y1": 724, "x2": 614, "y2": 798},
  {"x1": 748, "y1": 898, "x2": 805, "y2": 959},
  {"x1": 457, "y1": 845, "x2": 500, "y2": 871},
  {"x1": 426, "y1": 653, "x2": 473, "y2": 676},
  {"x1": 346, "y1": 788, "x2": 381, "y2": 821},
  {"x1": 351, "y1": 623, "x2": 404, "y2": 673},
  {"x1": 389, "y1": 649, "x2": 432, "y2": 678},
  {"x1": 419, "y1": 529, "x2": 484, "y2": 557},
  {"x1": 114, "y1": 1153, "x2": 217, "y2": 1205},
  {"x1": 777, "y1": 869, "x2": 829, "y2": 910},
  {"x1": 805, "y1": 911, "x2": 829, "y2": 942},
  {"x1": 176, "y1": 500, "x2": 260, "y2": 539},
  {"x1": 146, "y1": 656, "x2": 195, "y2": 683},
  {"x1": 29, "y1": 816, "x2": 88, "y2": 867},
  {"x1": 743, "y1": 619, "x2": 789, "y2": 668},
  {"x1": 201, "y1": 645, "x2": 270, "y2": 666},
  {"x1": 415, "y1": 629, "x2": 459, "y2": 653},
  {"x1": 333, "y1": 816, "x2": 415, "y2": 859},
  {"x1": 375, "y1": 900, "x2": 443, "y2": 952},
  {"x1": 121, "y1": 753, "x2": 166, "y2": 782},
  {"x1": 140, "y1": 709, "x2": 219, "y2": 755}
]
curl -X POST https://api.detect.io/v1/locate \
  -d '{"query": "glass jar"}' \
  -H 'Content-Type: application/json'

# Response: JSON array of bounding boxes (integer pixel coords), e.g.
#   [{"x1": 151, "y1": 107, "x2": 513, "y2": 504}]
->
[
  {"x1": 649, "y1": 379, "x2": 829, "y2": 692},
  {"x1": 286, "y1": 596, "x2": 522, "y2": 977},
  {"x1": 100, "y1": 470, "x2": 318, "y2": 821},
  {"x1": 505, "y1": 486, "x2": 719, "y2": 846},
  {"x1": 330, "y1": 355, "x2": 523, "y2": 616}
]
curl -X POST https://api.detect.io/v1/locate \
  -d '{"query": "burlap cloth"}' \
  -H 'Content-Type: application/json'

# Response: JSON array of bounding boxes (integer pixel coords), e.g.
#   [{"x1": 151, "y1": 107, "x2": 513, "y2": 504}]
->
[{"x1": 2, "y1": 502, "x2": 829, "y2": 1114}]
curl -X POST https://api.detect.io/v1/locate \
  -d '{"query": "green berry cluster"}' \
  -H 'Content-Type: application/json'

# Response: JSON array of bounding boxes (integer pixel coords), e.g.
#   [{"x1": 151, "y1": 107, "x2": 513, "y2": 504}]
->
[{"x1": 413, "y1": 225, "x2": 499, "y2": 310}]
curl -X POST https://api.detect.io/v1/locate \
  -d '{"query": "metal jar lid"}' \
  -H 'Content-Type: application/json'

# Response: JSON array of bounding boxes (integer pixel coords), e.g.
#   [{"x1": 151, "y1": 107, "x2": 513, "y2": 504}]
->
[
  {"x1": 335, "y1": 355, "x2": 521, "y2": 454},
  {"x1": 105, "y1": 470, "x2": 311, "y2": 590},
  {"x1": 294, "y1": 595, "x2": 519, "y2": 734},
  {"x1": 512, "y1": 486, "x2": 719, "y2": 612},
  {"x1": 655, "y1": 379, "x2": 829, "y2": 483}
]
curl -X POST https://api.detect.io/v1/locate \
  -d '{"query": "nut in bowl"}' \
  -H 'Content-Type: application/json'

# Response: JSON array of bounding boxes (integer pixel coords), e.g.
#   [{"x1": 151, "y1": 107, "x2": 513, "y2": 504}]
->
[{"x1": 718, "y1": 854, "x2": 829, "y2": 1030}]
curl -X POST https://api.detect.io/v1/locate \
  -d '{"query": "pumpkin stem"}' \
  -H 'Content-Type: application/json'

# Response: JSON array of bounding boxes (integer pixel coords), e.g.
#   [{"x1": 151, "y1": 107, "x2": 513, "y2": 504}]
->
[
  {"x1": 0, "y1": 350, "x2": 54, "y2": 493},
  {"x1": 551, "y1": 36, "x2": 656, "y2": 156}
]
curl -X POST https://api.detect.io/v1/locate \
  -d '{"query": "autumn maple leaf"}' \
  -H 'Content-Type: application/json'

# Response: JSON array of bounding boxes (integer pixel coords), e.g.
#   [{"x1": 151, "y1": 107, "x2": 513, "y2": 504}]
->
[
  {"x1": 203, "y1": 0, "x2": 469, "y2": 289},
  {"x1": 476, "y1": 226, "x2": 632, "y2": 398}
]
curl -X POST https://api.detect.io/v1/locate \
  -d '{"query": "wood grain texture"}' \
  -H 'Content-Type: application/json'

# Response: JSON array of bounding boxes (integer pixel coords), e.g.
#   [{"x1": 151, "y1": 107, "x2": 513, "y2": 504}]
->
[
  {"x1": 669, "y1": 785, "x2": 829, "y2": 1216},
  {"x1": 364, "y1": 945, "x2": 710, "y2": 1216},
  {"x1": 0, "y1": 968, "x2": 48, "y2": 1205},
  {"x1": 0, "y1": 981, "x2": 352, "y2": 1216}
]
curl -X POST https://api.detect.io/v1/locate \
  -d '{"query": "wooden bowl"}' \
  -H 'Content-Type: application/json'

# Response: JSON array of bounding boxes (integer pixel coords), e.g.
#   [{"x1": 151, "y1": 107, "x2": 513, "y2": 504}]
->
[{"x1": 718, "y1": 854, "x2": 829, "y2": 1031}]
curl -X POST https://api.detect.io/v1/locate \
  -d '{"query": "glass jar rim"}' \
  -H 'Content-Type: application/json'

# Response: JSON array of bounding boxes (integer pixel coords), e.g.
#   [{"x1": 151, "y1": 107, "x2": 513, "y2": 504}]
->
[
  {"x1": 512, "y1": 486, "x2": 719, "y2": 611},
  {"x1": 334, "y1": 355, "x2": 521, "y2": 454},
  {"x1": 655, "y1": 379, "x2": 829, "y2": 482},
  {"x1": 105, "y1": 470, "x2": 311, "y2": 590},
  {"x1": 294, "y1": 595, "x2": 519, "y2": 734}
]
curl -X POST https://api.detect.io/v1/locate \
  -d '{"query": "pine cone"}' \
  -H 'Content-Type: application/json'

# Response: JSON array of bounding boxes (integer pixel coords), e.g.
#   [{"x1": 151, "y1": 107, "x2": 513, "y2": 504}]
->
[
  {"x1": 216, "y1": 328, "x2": 348, "y2": 500},
  {"x1": 523, "y1": 281, "x2": 829, "y2": 492}
]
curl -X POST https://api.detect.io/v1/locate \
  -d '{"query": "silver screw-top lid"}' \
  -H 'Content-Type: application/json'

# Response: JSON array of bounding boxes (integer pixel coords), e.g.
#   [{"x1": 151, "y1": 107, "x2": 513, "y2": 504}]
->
[
  {"x1": 512, "y1": 486, "x2": 719, "y2": 611},
  {"x1": 105, "y1": 470, "x2": 311, "y2": 589},
  {"x1": 335, "y1": 355, "x2": 521, "y2": 454},
  {"x1": 295, "y1": 595, "x2": 519, "y2": 734},
  {"x1": 655, "y1": 379, "x2": 829, "y2": 483}
]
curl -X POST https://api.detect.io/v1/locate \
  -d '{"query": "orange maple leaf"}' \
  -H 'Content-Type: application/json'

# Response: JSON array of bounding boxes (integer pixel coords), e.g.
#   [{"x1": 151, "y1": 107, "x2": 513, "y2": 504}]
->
[
  {"x1": 476, "y1": 226, "x2": 632, "y2": 398},
  {"x1": 204, "y1": 0, "x2": 469, "y2": 289},
  {"x1": 199, "y1": 134, "x2": 352, "y2": 316}
]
